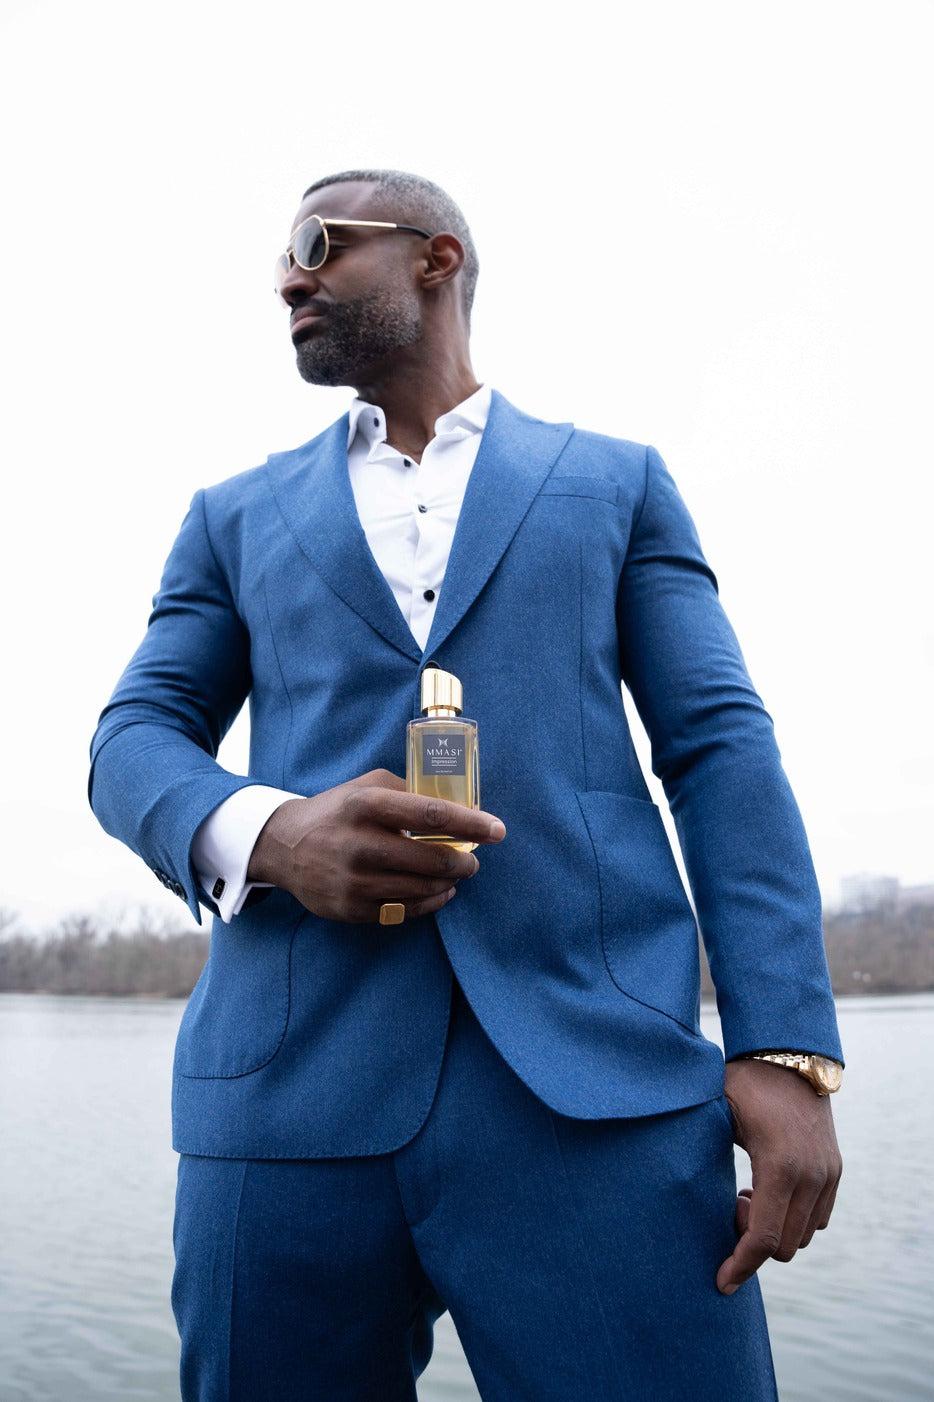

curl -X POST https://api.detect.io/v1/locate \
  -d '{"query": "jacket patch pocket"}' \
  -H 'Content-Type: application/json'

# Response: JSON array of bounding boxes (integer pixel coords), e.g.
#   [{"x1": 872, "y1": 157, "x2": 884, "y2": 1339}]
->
[
  {"x1": 577, "y1": 791, "x2": 702, "y2": 1032},
  {"x1": 175, "y1": 890, "x2": 301, "y2": 1079}
]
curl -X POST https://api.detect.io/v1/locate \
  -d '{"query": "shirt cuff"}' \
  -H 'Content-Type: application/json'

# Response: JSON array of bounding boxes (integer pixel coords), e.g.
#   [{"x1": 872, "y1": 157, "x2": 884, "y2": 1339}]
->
[{"x1": 191, "y1": 784, "x2": 302, "y2": 922}]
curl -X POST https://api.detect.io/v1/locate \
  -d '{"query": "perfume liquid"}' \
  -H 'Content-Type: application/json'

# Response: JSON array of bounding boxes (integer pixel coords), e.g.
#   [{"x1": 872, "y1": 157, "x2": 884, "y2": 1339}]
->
[{"x1": 406, "y1": 667, "x2": 480, "y2": 851}]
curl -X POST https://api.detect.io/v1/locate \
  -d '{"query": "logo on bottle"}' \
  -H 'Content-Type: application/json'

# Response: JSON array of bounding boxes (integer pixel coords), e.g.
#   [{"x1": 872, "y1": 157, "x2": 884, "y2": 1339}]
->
[{"x1": 421, "y1": 733, "x2": 466, "y2": 776}]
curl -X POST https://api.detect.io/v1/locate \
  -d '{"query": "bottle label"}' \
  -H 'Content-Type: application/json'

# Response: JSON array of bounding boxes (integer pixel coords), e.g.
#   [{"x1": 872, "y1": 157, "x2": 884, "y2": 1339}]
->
[{"x1": 421, "y1": 732, "x2": 466, "y2": 776}]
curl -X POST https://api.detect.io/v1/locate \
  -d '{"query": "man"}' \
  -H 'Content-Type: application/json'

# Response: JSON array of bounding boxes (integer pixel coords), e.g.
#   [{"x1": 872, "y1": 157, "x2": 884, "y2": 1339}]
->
[{"x1": 90, "y1": 169, "x2": 843, "y2": 1401}]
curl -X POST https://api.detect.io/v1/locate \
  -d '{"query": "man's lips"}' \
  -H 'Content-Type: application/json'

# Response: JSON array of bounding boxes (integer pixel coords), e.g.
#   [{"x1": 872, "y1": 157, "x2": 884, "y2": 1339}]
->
[{"x1": 290, "y1": 302, "x2": 330, "y2": 341}]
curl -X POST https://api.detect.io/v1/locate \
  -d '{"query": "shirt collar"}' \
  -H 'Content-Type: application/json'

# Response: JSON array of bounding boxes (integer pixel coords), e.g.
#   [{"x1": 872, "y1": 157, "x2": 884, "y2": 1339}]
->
[{"x1": 347, "y1": 383, "x2": 492, "y2": 450}]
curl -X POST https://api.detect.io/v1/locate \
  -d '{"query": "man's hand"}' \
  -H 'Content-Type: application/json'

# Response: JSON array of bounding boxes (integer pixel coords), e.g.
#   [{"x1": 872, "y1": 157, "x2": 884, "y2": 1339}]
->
[
  {"x1": 717, "y1": 1057, "x2": 842, "y2": 1295},
  {"x1": 247, "y1": 769, "x2": 506, "y2": 924}
]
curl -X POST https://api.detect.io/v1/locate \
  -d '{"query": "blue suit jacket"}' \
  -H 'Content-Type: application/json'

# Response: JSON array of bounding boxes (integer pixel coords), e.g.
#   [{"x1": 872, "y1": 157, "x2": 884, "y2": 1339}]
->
[{"x1": 90, "y1": 393, "x2": 842, "y2": 1158}]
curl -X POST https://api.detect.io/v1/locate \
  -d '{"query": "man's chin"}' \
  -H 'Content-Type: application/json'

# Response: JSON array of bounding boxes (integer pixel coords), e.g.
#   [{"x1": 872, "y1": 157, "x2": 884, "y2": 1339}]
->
[{"x1": 295, "y1": 343, "x2": 349, "y2": 388}]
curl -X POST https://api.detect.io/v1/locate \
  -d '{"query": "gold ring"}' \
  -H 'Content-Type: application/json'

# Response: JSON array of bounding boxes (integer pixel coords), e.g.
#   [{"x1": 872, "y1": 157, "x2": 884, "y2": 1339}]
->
[{"x1": 379, "y1": 902, "x2": 406, "y2": 925}]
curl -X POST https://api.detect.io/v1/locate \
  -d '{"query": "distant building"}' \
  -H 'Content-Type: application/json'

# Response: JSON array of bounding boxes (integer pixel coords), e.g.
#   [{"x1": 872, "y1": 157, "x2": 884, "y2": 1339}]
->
[
  {"x1": 839, "y1": 874, "x2": 934, "y2": 914},
  {"x1": 896, "y1": 883, "x2": 934, "y2": 912},
  {"x1": 840, "y1": 873, "x2": 900, "y2": 913}
]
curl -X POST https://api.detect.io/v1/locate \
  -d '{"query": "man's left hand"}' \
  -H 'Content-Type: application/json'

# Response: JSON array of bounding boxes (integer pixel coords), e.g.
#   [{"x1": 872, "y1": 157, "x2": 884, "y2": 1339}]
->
[{"x1": 716, "y1": 1057, "x2": 842, "y2": 1295}]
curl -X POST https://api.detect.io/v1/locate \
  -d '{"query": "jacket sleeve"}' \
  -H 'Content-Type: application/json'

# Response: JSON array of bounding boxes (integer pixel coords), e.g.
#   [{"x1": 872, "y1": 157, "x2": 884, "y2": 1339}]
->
[
  {"x1": 617, "y1": 446, "x2": 842, "y2": 1063},
  {"x1": 89, "y1": 489, "x2": 262, "y2": 923}
]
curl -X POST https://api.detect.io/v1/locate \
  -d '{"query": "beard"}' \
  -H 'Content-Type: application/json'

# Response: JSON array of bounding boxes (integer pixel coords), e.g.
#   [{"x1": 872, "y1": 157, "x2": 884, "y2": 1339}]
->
[{"x1": 294, "y1": 285, "x2": 422, "y2": 387}]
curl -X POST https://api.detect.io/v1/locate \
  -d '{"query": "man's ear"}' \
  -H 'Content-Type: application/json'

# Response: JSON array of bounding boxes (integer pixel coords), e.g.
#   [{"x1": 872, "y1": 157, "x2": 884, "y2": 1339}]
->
[{"x1": 419, "y1": 233, "x2": 465, "y2": 291}]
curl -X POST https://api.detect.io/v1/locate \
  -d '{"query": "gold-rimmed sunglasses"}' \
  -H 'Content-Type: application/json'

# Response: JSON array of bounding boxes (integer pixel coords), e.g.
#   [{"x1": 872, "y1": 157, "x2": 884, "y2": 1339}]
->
[{"x1": 275, "y1": 215, "x2": 432, "y2": 302}]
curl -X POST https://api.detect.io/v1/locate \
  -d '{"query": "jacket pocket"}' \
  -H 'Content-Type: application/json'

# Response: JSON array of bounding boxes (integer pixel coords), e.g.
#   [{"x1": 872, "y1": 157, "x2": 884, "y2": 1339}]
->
[
  {"x1": 577, "y1": 790, "x2": 702, "y2": 1032},
  {"x1": 538, "y1": 476, "x2": 620, "y2": 504},
  {"x1": 175, "y1": 889, "x2": 302, "y2": 1079}
]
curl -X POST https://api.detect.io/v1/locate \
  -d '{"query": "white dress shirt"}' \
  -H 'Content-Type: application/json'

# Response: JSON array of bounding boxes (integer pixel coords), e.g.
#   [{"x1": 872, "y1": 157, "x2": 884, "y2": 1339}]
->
[{"x1": 191, "y1": 384, "x2": 492, "y2": 921}]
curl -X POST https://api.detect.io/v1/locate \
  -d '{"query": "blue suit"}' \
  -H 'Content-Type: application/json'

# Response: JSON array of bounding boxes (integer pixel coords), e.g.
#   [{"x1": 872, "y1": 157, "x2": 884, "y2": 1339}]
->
[{"x1": 90, "y1": 393, "x2": 841, "y2": 1398}]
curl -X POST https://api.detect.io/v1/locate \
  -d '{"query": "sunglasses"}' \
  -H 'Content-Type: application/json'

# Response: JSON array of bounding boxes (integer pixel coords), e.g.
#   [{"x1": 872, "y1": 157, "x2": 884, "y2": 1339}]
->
[{"x1": 275, "y1": 215, "x2": 432, "y2": 302}]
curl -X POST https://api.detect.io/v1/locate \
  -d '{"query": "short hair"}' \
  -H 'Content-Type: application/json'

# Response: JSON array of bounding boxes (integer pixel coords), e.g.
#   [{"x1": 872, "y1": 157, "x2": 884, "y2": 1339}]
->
[{"x1": 301, "y1": 169, "x2": 479, "y2": 318}]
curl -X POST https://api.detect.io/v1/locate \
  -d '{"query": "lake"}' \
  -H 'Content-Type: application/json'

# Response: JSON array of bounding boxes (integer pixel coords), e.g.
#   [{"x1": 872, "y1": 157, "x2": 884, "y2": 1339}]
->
[{"x1": 0, "y1": 992, "x2": 931, "y2": 1401}]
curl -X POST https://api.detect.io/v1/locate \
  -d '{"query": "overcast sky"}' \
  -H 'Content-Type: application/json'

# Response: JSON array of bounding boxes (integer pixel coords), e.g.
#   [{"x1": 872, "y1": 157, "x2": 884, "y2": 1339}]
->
[{"x1": 1, "y1": 0, "x2": 930, "y2": 931}]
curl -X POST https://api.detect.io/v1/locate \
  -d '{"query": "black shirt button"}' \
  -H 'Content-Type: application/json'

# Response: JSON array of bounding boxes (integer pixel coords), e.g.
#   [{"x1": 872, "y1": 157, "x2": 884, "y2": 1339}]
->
[
  {"x1": 417, "y1": 504, "x2": 427, "y2": 513},
  {"x1": 423, "y1": 589, "x2": 435, "y2": 602}
]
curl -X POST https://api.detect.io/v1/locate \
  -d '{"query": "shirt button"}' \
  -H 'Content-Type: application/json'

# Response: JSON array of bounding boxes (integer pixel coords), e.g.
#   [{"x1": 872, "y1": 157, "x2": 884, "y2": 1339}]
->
[
  {"x1": 404, "y1": 458, "x2": 412, "y2": 467},
  {"x1": 417, "y1": 504, "x2": 427, "y2": 513},
  {"x1": 423, "y1": 589, "x2": 436, "y2": 602}
]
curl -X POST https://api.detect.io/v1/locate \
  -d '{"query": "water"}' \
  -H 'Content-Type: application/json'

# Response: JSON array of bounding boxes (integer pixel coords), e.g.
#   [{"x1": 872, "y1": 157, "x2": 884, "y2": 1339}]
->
[{"x1": 1, "y1": 993, "x2": 931, "y2": 1401}]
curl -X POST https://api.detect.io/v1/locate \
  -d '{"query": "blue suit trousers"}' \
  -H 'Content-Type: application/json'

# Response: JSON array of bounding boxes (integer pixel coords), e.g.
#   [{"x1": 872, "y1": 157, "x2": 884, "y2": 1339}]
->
[{"x1": 173, "y1": 984, "x2": 776, "y2": 1401}]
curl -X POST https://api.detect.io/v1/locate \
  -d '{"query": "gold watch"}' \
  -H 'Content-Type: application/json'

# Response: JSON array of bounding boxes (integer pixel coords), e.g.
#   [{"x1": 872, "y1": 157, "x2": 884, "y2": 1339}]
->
[{"x1": 746, "y1": 1051, "x2": 843, "y2": 1096}]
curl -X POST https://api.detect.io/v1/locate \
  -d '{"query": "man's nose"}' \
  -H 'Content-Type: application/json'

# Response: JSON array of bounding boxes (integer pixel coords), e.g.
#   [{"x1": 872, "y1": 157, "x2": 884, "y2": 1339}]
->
[{"x1": 278, "y1": 257, "x2": 321, "y2": 307}]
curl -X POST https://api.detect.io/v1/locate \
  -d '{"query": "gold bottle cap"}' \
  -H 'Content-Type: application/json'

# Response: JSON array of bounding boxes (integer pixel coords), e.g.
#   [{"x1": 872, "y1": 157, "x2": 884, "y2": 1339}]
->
[{"x1": 421, "y1": 666, "x2": 463, "y2": 716}]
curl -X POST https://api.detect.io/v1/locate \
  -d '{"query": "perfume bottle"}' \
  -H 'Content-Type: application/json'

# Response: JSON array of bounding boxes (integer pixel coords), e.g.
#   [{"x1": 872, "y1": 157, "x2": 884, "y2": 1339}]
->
[{"x1": 406, "y1": 667, "x2": 480, "y2": 851}]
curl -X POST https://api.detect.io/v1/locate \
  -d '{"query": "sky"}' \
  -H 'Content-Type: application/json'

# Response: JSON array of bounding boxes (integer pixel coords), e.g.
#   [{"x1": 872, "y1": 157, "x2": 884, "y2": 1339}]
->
[{"x1": 0, "y1": 0, "x2": 931, "y2": 931}]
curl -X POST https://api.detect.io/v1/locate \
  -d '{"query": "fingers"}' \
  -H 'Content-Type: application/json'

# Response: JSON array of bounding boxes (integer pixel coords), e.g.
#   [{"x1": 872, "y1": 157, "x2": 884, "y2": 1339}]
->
[
  {"x1": 249, "y1": 775, "x2": 507, "y2": 924},
  {"x1": 344, "y1": 783, "x2": 506, "y2": 847},
  {"x1": 348, "y1": 825, "x2": 482, "y2": 901},
  {"x1": 798, "y1": 1165, "x2": 841, "y2": 1248},
  {"x1": 717, "y1": 1174, "x2": 794, "y2": 1295},
  {"x1": 719, "y1": 1171, "x2": 818, "y2": 1290},
  {"x1": 305, "y1": 840, "x2": 472, "y2": 923},
  {"x1": 375, "y1": 887, "x2": 457, "y2": 927},
  {"x1": 717, "y1": 1059, "x2": 842, "y2": 1295},
  {"x1": 339, "y1": 808, "x2": 486, "y2": 923},
  {"x1": 351, "y1": 847, "x2": 477, "y2": 903},
  {"x1": 717, "y1": 1145, "x2": 843, "y2": 1296}
]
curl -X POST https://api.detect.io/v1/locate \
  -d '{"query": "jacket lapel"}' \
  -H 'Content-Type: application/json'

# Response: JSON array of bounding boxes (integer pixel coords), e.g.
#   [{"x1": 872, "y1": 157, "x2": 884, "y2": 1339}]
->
[
  {"x1": 265, "y1": 416, "x2": 422, "y2": 662},
  {"x1": 424, "y1": 393, "x2": 574, "y2": 654},
  {"x1": 264, "y1": 394, "x2": 574, "y2": 662}
]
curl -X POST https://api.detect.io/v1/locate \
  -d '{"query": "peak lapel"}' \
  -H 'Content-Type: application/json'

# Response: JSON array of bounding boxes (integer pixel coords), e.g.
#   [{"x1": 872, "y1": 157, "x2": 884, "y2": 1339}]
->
[
  {"x1": 424, "y1": 394, "x2": 574, "y2": 654},
  {"x1": 265, "y1": 417, "x2": 422, "y2": 662}
]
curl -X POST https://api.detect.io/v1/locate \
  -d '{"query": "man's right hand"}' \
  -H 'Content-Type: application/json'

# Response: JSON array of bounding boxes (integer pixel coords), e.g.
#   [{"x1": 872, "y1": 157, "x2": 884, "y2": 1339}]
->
[{"x1": 247, "y1": 769, "x2": 506, "y2": 924}]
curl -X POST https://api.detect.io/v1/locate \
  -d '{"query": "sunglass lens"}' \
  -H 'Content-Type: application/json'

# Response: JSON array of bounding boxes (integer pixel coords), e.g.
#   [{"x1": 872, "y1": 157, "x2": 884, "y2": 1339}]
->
[
  {"x1": 274, "y1": 254, "x2": 291, "y2": 299},
  {"x1": 292, "y1": 218, "x2": 327, "y2": 271}
]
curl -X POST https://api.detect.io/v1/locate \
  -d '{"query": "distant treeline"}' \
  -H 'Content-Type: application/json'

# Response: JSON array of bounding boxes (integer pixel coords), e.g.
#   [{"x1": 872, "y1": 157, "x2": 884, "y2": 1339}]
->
[
  {"x1": 0, "y1": 911, "x2": 209, "y2": 998},
  {"x1": 698, "y1": 903, "x2": 934, "y2": 999},
  {"x1": 822, "y1": 903, "x2": 934, "y2": 994},
  {"x1": 1, "y1": 902, "x2": 933, "y2": 999}
]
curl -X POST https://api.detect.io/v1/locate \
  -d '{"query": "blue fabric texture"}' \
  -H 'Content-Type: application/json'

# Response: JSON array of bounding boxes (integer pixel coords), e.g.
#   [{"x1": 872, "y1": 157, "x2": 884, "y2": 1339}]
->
[
  {"x1": 172, "y1": 985, "x2": 777, "y2": 1401},
  {"x1": 89, "y1": 393, "x2": 842, "y2": 1159}
]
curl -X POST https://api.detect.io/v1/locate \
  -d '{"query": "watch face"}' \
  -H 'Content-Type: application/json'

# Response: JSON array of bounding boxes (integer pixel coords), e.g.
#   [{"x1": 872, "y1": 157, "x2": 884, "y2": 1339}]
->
[{"x1": 812, "y1": 1056, "x2": 843, "y2": 1093}]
